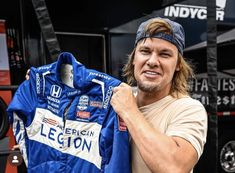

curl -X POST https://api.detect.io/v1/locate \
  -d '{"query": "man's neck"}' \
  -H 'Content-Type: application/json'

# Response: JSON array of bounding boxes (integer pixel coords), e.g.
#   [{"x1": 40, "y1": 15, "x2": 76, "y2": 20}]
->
[{"x1": 136, "y1": 89, "x2": 169, "y2": 107}]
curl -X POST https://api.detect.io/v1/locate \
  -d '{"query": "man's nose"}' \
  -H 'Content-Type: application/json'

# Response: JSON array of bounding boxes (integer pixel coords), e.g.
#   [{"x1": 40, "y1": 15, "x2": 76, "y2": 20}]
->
[{"x1": 146, "y1": 53, "x2": 160, "y2": 67}]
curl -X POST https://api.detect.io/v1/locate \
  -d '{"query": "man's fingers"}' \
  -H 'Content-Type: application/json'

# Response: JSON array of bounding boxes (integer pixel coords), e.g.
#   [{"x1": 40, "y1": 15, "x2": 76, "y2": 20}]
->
[
  {"x1": 12, "y1": 144, "x2": 20, "y2": 150},
  {"x1": 25, "y1": 69, "x2": 30, "y2": 80},
  {"x1": 119, "y1": 82, "x2": 128, "y2": 87},
  {"x1": 112, "y1": 87, "x2": 118, "y2": 94}
]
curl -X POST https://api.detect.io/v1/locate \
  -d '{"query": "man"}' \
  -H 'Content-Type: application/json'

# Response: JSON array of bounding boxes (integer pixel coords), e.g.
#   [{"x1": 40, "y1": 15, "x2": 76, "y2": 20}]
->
[{"x1": 111, "y1": 17, "x2": 208, "y2": 173}]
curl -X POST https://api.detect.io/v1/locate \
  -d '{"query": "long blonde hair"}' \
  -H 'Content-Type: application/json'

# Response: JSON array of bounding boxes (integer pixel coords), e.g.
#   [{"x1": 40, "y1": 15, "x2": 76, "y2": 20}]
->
[{"x1": 123, "y1": 19, "x2": 194, "y2": 97}]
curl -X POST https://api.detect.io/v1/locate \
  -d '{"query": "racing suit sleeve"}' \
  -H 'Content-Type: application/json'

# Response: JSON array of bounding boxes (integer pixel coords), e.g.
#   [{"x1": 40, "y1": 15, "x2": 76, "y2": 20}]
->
[
  {"x1": 7, "y1": 67, "x2": 38, "y2": 125},
  {"x1": 7, "y1": 67, "x2": 38, "y2": 166},
  {"x1": 100, "y1": 107, "x2": 131, "y2": 173}
]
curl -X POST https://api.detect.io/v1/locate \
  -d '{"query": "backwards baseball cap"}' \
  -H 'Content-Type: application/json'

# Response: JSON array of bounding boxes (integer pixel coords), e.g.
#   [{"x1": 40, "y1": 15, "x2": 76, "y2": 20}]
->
[{"x1": 135, "y1": 17, "x2": 185, "y2": 55}]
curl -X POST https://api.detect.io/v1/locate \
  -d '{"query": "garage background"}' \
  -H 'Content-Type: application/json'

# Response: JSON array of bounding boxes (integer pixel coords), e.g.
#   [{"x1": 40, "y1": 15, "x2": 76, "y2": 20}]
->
[{"x1": 1, "y1": 0, "x2": 235, "y2": 173}]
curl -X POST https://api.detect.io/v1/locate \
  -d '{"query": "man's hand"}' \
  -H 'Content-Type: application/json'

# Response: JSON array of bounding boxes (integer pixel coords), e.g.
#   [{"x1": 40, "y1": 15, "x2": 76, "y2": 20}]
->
[
  {"x1": 12, "y1": 144, "x2": 20, "y2": 150},
  {"x1": 25, "y1": 69, "x2": 30, "y2": 80},
  {"x1": 111, "y1": 83, "x2": 138, "y2": 121}
]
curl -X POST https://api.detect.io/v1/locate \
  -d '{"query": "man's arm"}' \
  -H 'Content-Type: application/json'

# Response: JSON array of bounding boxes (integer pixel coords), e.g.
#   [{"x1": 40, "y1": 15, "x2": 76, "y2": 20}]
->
[{"x1": 111, "y1": 83, "x2": 198, "y2": 173}]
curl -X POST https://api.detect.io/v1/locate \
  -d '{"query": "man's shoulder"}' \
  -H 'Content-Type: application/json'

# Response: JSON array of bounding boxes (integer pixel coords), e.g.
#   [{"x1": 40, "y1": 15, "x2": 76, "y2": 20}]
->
[{"x1": 173, "y1": 95, "x2": 204, "y2": 108}]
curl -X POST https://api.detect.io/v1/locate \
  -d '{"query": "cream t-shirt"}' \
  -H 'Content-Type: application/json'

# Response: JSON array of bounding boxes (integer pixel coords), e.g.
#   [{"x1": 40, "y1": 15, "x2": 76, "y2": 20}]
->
[{"x1": 131, "y1": 95, "x2": 208, "y2": 173}]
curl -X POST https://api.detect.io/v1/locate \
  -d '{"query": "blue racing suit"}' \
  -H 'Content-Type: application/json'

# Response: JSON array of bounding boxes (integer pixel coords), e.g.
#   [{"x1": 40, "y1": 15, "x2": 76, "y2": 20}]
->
[{"x1": 7, "y1": 52, "x2": 130, "y2": 173}]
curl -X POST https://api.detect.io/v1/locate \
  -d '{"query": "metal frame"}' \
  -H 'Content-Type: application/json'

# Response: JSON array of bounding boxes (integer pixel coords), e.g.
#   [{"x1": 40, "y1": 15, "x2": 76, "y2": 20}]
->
[{"x1": 55, "y1": 31, "x2": 107, "y2": 73}]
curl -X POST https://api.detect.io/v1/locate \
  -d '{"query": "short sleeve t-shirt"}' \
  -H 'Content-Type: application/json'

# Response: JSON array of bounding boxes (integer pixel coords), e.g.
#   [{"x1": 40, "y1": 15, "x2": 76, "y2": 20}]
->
[{"x1": 131, "y1": 95, "x2": 207, "y2": 173}]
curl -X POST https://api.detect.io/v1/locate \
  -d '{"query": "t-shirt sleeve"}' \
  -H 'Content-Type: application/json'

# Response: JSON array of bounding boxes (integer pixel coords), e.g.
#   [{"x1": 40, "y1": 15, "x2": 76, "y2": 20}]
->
[
  {"x1": 7, "y1": 68, "x2": 38, "y2": 126},
  {"x1": 166, "y1": 99, "x2": 208, "y2": 159}
]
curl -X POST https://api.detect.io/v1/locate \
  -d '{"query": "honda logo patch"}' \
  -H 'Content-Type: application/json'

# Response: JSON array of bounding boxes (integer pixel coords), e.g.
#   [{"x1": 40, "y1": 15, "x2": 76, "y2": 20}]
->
[{"x1": 50, "y1": 85, "x2": 62, "y2": 98}]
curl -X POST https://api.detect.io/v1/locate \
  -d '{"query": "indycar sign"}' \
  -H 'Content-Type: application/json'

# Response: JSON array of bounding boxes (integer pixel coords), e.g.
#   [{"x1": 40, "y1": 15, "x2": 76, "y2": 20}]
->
[{"x1": 164, "y1": 0, "x2": 227, "y2": 21}]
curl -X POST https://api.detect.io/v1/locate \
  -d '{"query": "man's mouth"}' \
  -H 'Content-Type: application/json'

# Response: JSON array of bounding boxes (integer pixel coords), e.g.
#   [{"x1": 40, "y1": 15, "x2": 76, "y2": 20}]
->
[{"x1": 144, "y1": 70, "x2": 161, "y2": 76}]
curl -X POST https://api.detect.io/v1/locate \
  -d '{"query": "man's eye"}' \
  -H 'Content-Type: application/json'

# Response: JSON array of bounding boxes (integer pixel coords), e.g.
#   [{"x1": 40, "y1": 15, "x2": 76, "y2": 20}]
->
[
  {"x1": 140, "y1": 49, "x2": 150, "y2": 54},
  {"x1": 161, "y1": 53, "x2": 171, "y2": 58}
]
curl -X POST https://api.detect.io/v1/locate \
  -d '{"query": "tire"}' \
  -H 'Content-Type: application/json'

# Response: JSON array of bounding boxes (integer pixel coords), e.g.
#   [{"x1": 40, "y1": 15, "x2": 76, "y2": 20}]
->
[
  {"x1": 0, "y1": 97, "x2": 9, "y2": 140},
  {"x1": 219, "y1": 120, "x2": 235, "y2": 173},
  {"x1": 219, "y1": 140, "x2": 235, "y2": 173}
]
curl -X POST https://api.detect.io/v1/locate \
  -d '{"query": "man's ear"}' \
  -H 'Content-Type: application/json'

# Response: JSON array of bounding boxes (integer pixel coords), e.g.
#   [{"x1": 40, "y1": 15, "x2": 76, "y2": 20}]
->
[
  {"x1": 175, "y1": 66, "x2": 180, "y2": 71},
  {"x1": 175, "y1": 63, "x2": 180, "y2": 71},
  {"x1": 175, "y1": 55, "x2": 181, "y2": 71}
]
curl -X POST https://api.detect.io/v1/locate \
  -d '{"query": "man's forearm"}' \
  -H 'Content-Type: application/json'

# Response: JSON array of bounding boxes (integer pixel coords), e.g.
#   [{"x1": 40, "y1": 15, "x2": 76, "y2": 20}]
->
[{"x1": 123, "y1": 109, "x2": 195, "y2": 173}]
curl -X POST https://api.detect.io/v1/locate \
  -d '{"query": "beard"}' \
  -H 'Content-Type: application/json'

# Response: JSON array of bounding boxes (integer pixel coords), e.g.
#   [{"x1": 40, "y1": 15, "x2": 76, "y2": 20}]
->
[{"x1": 137, "y1": 80, "x2": 160, "y2": 93}]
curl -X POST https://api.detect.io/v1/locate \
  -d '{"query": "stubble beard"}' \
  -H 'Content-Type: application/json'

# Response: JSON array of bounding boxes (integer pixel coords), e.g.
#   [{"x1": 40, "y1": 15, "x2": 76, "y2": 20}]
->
[{"x1": 137, "y1": 80, "x2": 160, "y2": 93}]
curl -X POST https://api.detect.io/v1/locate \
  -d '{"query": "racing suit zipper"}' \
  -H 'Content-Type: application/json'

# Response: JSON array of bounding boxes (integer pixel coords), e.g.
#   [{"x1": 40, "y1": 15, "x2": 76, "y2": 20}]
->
[
  {"x1": 61, "y1": 98, "x2": 74, "y2": 171},
  {"x1": 63, "y1": 99, "x2": 74, "y2": 128}
]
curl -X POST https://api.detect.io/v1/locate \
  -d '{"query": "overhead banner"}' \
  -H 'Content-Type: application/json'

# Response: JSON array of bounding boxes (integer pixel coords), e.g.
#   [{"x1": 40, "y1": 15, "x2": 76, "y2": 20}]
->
[
  {"x1": 160, "y1": 0, "x2": 234, "y2": 47},
  {"x1": 110, "y1": 0, "x2": 235, "y2": 47}
]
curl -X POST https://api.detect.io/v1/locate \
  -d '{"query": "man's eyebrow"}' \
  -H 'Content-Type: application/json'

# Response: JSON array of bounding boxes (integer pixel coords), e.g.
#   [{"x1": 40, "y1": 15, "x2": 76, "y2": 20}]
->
[
  {"x1": 160, "y1": 48, "x2": 174, "y2": 54},
  {"x1": 138, "y1": 45, "x2": 150, "y2": 49}
]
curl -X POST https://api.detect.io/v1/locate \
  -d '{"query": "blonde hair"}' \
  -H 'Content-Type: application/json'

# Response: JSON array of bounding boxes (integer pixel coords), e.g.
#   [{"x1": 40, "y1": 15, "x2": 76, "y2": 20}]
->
[{"x1": 123, "y1": 18, "x2": 194, "y2": 98}]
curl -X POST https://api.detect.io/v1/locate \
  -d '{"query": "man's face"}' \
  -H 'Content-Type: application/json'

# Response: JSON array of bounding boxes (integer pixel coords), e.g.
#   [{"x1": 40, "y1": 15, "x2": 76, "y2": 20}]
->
[{"x1": 133, "y1": 38, "x2": 180, "y2": 94}]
